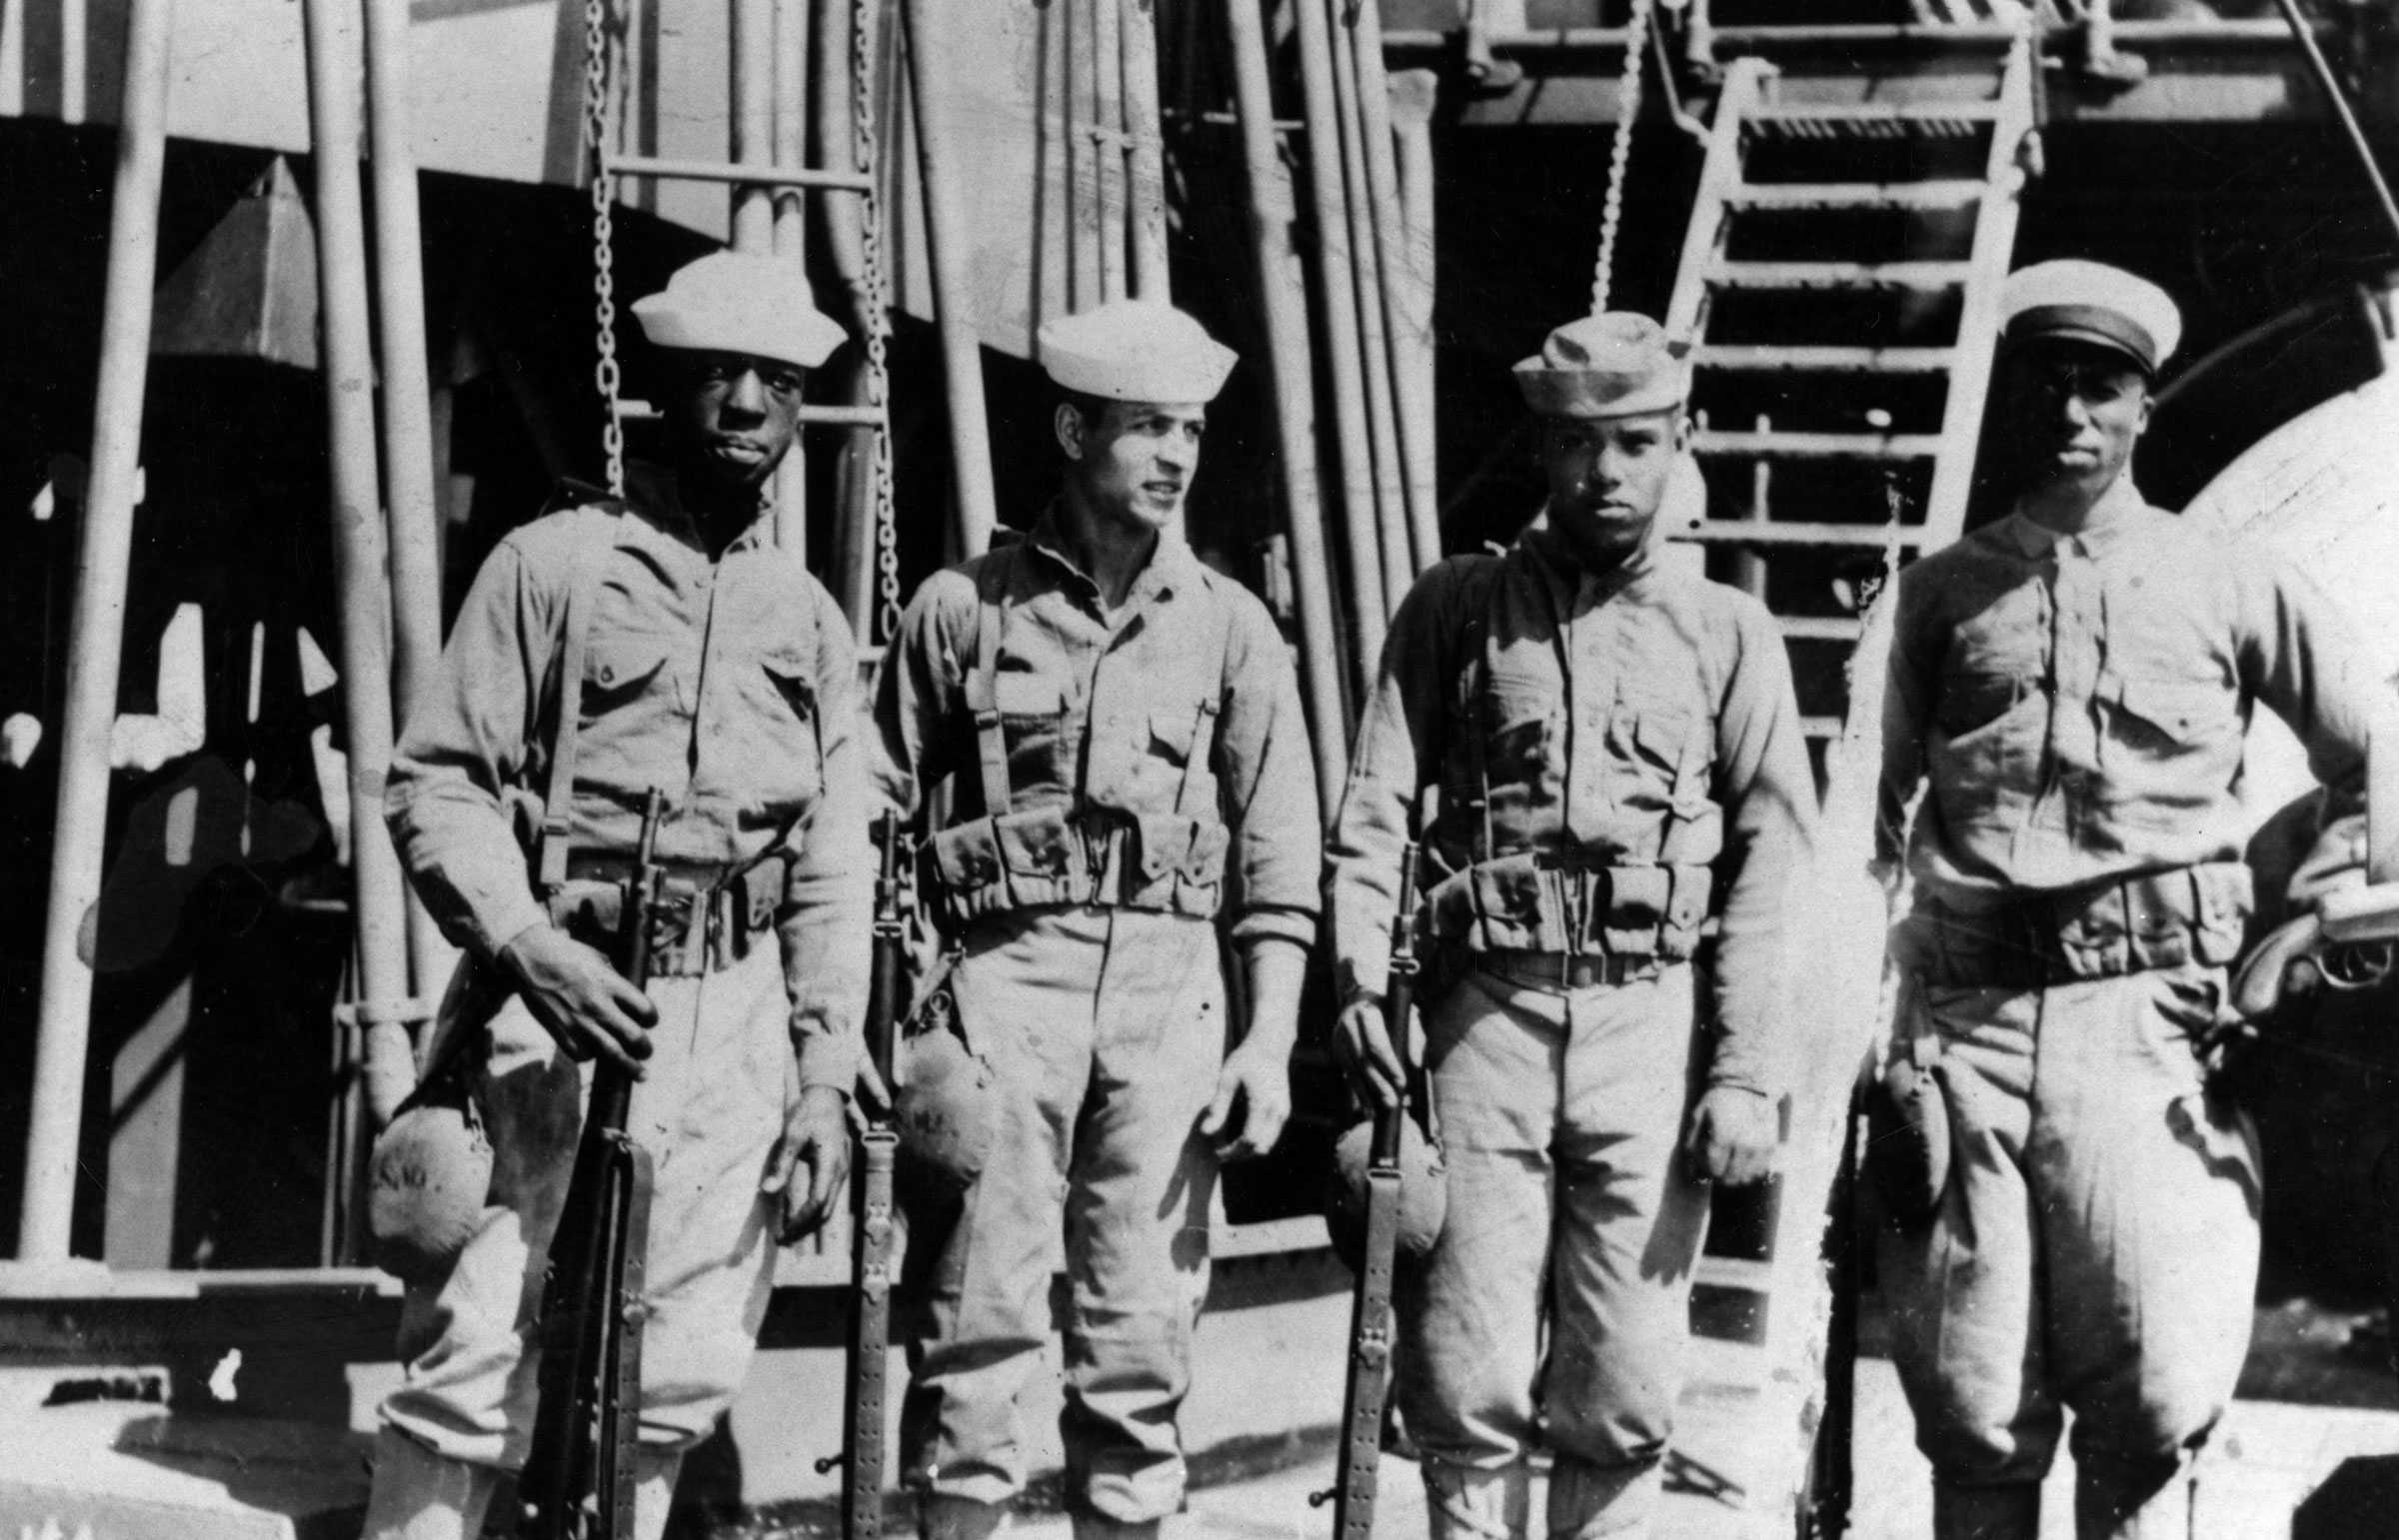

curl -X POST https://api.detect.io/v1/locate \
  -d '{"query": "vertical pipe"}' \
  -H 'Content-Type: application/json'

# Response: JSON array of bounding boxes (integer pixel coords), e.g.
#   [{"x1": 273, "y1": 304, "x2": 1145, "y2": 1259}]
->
[
  {"x1": 1122, "y1": 0, "x2": 1168, "y2": 299},
  {"x1": 1392, "y1": 71, "x2": 1439, "y2": 572},
  {"x1": 770, "y1": 0, "x2": 810, "y2": 553},
  {"x1": 1069, "y1": 0, "x2": 1101, "y2": 311},
  {"x1": 903, "y1": 0, "x2": 1001, "y2": 557},
  {"x1": 20, "y1": 0, "x2": 175, "y2": 1263},
  {"x1": 1352, "y1": 1, "x2": 1438, "y2": 574},
  {"x1": 1329, "y1": 4, "x2": 1410, "y2": 618},
  {"x1": 731, "y1": 0, "x2": 776, "y2": 255},
  {"x1": 1093, "y1": 0, "x2": 1127, "y2": 303},
  {"x1": 364, "y1": 0, "x2": 461, "y2": 1005},
  {"x1": 1291, "y1": 0, "x2": 1386, "y2": 667},
  {"x1": 1225, "y1": 0, "x2": 1349, "y2": 813},
  {"x1": 302, "y1": 0, "x2": 415, "y2": 1126}
]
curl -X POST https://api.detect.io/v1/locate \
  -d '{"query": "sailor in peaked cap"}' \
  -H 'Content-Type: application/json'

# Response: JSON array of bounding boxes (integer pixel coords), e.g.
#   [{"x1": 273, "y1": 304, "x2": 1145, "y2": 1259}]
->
[
  {"x1": 1874, "y1": 256, "x2": 2392, "y2": 1539},
  {"x1": 1999, "y1": 257, "x2": 2183, "y2": 378}
]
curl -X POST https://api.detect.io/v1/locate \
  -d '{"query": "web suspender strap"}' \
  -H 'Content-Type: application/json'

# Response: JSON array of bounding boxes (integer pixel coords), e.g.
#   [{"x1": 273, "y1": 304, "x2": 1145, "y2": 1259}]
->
[
  {"x1": 964, "y1": 560, "x2": 1015, "y2": 819},
  {"x1": 537, "y1": 535, "x2": 611, "y2": 893},
  {"x1": 1171, "y1": 591, "x2": 1229, "y2": 819}
]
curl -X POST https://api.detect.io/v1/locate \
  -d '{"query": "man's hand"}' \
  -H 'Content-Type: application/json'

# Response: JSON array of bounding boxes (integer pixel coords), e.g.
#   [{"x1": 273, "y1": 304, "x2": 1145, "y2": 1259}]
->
[
  {"x1": 1199, "y1": 1037, "x2": 1292, "y2": 1162},
  {"x1": 1682, "y1": 1085, "x2": 1778, "y2": 1186},
  {"x1": 764, "y1": 1085, "x2": 851, "y2": 1242},
  {"x1": 1331, "y1": 993, "x2": 1403, "y2": 1112},
  {"x1": 498, "y1": 923, "x2": 660, "y2": 1075}
]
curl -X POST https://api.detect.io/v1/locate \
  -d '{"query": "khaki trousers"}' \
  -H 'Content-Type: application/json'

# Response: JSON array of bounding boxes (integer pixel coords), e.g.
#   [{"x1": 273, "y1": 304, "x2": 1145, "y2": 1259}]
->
[
  {"x1": 1880, "y1": 966, "x2": 2259, "y2": 1525},
  {"x1": 901, "y1": 907, "x2": 1226, "y2": 1526},
  {"x1": 1398, "y1": 959, "x2": 1710, "y2": 1538},
  {"x1": 379, "y1": 940, "x2": 792, "y2": 1467}
]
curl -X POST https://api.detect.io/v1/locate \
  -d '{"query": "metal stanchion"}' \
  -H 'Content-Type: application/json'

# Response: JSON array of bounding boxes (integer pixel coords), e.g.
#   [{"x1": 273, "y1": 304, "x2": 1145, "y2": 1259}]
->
[
  {"x1": 902, "y1": 0, "x2": 1001, "y2": 556},
  {"x1": 19, "y1": 0, "x2": 179, "y2": 1265},
  {"x1": 364, "y1": 0, "x2": 462, "y2": 1012},
  {"x1": 1291, "y1": 0, "x2": 1388, "y2": 663},
  {"x1": 303, "y1": 0, "x2": 416, "y2": 1131},
  {"x1": 1225, "y1": 0, "x2": 1351, "y2": 810}
]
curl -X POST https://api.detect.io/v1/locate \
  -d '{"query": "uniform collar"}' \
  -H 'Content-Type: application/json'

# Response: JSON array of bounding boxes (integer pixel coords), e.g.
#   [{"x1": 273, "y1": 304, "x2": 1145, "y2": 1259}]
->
[
  {"x1": 1024, "y1": 501, "x2": 1203, "y2": 613},
  {"x1": 624, "y1": 460, "x2": 778, "y2": 555},
  {"x1": 1522, "y1": 524, "x2": 1655, "y2": 614},
  {"x1": 2000, "y1": 474, "x2": 2152, "y2": 561}
]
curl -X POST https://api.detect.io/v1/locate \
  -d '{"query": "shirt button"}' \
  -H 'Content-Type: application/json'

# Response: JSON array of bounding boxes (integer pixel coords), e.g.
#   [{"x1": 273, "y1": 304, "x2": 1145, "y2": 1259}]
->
[{"x1": 599, "y1": 666, "x2": 616, "y2": 684}]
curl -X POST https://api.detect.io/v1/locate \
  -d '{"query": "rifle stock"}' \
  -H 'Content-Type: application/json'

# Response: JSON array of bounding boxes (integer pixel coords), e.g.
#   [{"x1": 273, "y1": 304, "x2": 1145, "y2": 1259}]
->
[
  {"x1": 1325, "y1": 837, "x2": 1422, "y2": 1538},
  {"x1": 822, "y1": 811, "x2": 906, "y2": 1537},
  {"x1": 521, "y1": 788, "x2": 667, "y2": 1540}
]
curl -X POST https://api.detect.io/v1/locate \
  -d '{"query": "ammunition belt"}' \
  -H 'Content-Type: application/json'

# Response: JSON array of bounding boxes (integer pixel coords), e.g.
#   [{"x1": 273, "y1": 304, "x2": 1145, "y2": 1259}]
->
[
  {"x1": 1904, "y1": 860, "x2": 2252, "y2": 989},
  {"x1": 549, "y1": 852, "x2": 791, "y2": 978}
]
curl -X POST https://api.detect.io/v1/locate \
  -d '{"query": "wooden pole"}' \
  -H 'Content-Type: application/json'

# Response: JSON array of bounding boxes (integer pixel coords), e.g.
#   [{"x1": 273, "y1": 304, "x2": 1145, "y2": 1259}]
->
[
  {"x1": 303, "y1": 0, "x2": 416, "y2": 1127},
  {"x1": 1122, "y1": 0, "x2": 1168, "y2": 298},
  {"x1": 1290, "y1": 0, "x2": 1387, "y2": 668},
  {"x1": 1392, "y1": 68, "x2": 1440, "y2": 572},
  {"x1": 19, "y1": 0, "x2": 177, "y2": 1263},
  {"x1": 731, "y1": 0, "x2": 777, "y2": 255},
  {"x1": 903, "y1": 0, "x2": 1001, "y2": 556},
  {"x1": 1095, "y1": 0, "x2": 1128, "y2": 304},
  {"x1": 1329, "y1": 3, "x2": 1411, "y2": 618},
  {"x1": 363, "y1": 0, "x2": 461, "y2": 1010},
  {"x1": 1225, "y1": 0, "x2": 1350, "y2": 813},
  {"x1": 1351, "y1": 0, "x2": 1439, "y2": 575},
  {"x1": 770, "y1": 0, "x2": 811, "y2": 553}
]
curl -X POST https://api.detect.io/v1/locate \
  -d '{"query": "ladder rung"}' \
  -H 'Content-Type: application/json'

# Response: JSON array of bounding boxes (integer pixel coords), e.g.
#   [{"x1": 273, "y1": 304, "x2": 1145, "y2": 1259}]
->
[
  {"x1": 1777, "y1": 616, "x2": 1867, "y2": 642},
  {"x1": 1695, "y1": 430, "x2": 1942, "y2": 462},
  {"x1": 1800, "y1": 716, "x2": 1848, "y2": 740},
  {"x1": 1675, "y1": 520, "x2": 1930, "y2": 549},
  {"x1": 1694, "y1": 345, "x2": 1956, "y2": 374},
  {"x1": 615, "y1": 400, "x2": 887, "y2": 429},
  {"x1": 1707, "y1": 260, "x2": 1972, "y2": 292},
  {"x1": 604, "y1": 153, "x2": 873, "y2": 193},
  {"x1": 1722, "y1": 179, "x2": 1987, "y2": 212},
  {"x1": 1747, "y1": 102, "x2": 2000, "y2": 126}
]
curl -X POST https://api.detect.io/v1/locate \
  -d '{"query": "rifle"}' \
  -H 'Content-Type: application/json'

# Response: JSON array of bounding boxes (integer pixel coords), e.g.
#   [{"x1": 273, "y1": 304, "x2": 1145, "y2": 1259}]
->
[
  {"x1": 1319, "y1": 835, "x2": 1423, "y2": 1538},
  {"x1": 817, "y1": 811, "x2": 906, "y2": 1537},
  {"x1": 520, "y1": 787, "x2": 668, "y2": 1540}
]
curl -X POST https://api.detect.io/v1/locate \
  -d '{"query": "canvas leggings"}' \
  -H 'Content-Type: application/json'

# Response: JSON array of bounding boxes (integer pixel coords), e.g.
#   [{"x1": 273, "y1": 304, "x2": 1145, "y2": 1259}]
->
[
  {"x1": 1878, "y1": 966, "x2": 2262, "y2": 1537},
  {"x1": 901, "y1": 906, "x2": 1227, "y2": 1526},
  {"x1": 1396, "y1": 957, "x2": 1712, "y2": 1540}
]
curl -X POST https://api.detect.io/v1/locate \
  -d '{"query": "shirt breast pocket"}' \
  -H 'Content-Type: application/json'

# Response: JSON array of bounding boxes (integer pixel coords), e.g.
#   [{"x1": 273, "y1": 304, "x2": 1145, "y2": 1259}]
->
[
  {"x1": 755, "y1": 645, "x2": 826, "y2": 798},
  {"x1": 582, "y1": 635, "x2": 676, "y2": 720},
  {"x1": 2101, "y1": 676, "x2": 2239, "y2": 807},
  {"x1": 1480, "y1": 675, "x2": 1558, "y2": 788}
]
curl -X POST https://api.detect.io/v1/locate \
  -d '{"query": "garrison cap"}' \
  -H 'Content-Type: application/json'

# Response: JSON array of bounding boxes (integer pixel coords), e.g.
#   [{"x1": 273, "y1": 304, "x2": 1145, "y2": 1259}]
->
[
  {"x1": 632, "y1": 250, "x2": 848, "y2": 371},
  {"x1": 1514, "y1": 311, "x2": 1692, "y2": 420},
  {"x1": 1037, "y1": 299, "x2": 1238, "y2": 403},
  {"x1": 2000, "y1": 259, "x2": 2182, "y2": 378}
]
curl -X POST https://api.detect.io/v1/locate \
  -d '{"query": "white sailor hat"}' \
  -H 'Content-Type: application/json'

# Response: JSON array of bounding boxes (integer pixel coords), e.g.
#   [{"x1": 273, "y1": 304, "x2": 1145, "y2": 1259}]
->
[
  {"x1": 1037, "y1": 299, "x2": 1238, "y2": 403},
  {"x1": 2000, "y1": 259, "x2": 2182, "y2": 377},
  {"x1": 1514, "y1": 311, "x2": 1691, "y2": 419},
  {"x1": 632, "y1": 251, "x2": 849, "y2": 371}
]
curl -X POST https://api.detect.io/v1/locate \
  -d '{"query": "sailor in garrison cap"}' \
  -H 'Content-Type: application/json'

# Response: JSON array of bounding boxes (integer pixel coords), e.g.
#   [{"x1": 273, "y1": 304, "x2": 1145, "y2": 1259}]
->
[
  {"x1": 362, "y1": 249, "x2": 870, "y2": 1540},
  {"x1": 1875, "y1": 261, "x2": 2392, "y2": 1538},
  {"x1": 1325, "y1": 312, "x2": 1815, "y2": 1539},
  {"x1": 872, "y1": 298, "x2": 1320, "y2": 1540}
]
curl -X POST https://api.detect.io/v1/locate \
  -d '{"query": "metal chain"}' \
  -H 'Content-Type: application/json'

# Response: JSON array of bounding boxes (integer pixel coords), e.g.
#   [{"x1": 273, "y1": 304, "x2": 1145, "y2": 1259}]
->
[
  {"x1": 1590, "y1": 0, "x2": 1655, "y2": 315},
  {"x1": 855, "y1": 0, "x2": 903, "y2": 645},
  {"x1": 585, "y1": 0, "x2": 626, "y2": 496}
]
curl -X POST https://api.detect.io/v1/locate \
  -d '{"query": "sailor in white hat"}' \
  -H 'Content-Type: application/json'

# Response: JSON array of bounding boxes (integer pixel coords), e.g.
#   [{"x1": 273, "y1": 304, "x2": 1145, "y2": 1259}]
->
[
  {"x1": 873, "y1": 297, "x2": 1319, "y2": 1540},
  {"x1": 1325, "y1": 311, "x2": 1814, "y2": 1539},
  {"x1": 1875, "y1": 262, "x2": 2393, "y2": 1539},
  {"x1": 363, "y1": 249, "x2": 869, "y2": 1540}
]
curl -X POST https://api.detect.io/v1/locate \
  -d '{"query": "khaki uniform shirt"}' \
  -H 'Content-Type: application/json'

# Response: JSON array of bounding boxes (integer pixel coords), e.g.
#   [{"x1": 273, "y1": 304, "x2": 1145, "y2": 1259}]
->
[
  {"x1": 1326, "y1": 531, "x2": 1816, "y2": 1098},
  {"x1": 1877, "y1": 477, "x2": 2384, "y2": 907},
  {"x1": 873, "y1": 510, "x2": 1319, "y2": 952},
  {"x1": 387, "y1": 466, "x2": 870, "y2": 1092}
]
